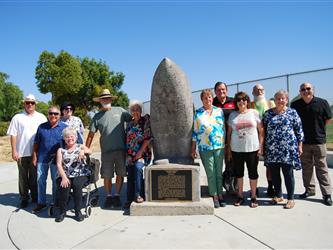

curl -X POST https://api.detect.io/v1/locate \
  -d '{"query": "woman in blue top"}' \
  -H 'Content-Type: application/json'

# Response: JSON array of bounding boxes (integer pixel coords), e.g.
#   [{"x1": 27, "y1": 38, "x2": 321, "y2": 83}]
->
[
  {"x1": 192, "y1": 89, "x2": 225, "y2": 208},
  {"x1": 262, "y1": 90, "x2": 304, "y2": 209}
]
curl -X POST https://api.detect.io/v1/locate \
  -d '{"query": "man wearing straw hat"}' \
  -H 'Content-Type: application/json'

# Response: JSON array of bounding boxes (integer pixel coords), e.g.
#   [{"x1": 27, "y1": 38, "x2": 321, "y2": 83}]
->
[
  {"x1": 86, "y1": 89, "x2": 131, "y2": 208},
  {"x1": 7, "y1": 94, "x2": 47, "y2": 208}
]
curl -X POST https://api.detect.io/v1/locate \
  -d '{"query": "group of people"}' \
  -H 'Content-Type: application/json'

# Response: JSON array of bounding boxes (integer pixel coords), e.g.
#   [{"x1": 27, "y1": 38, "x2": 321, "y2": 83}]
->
[
  {"x1": 7, "y1": 89, "x2": 151, "y2": 222},
  {"x1": 7, "y1": 81, "x2": 332, "y2": 224},
  {"x1": 192, "y1": 82, "x2": 332, "y2": 209}
]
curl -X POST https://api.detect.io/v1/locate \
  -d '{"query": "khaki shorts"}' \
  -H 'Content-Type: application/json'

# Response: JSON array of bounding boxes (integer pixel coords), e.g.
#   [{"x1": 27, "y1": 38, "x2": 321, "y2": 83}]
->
[{"x1": 101, "y1": 150, "x2": 126, "y2": 178}]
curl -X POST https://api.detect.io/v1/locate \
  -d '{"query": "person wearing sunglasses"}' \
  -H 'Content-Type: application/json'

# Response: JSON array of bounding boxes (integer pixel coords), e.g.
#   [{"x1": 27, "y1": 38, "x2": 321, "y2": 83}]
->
[
  {"x1": 6, "y1": 94, "x2": 47, "y2": 209},
  {"x1": 291, "y1": 82, "x2": 333, "y2": 206},
  {"x1": 32, "y1": 106, "x2": 67, "y2": 213},
  {"x1": 60, "y1": 102, "x2": 84, "y2": 144},
  {"x1": 227, "y1": 92, "x2": 263, "y2": 208}
]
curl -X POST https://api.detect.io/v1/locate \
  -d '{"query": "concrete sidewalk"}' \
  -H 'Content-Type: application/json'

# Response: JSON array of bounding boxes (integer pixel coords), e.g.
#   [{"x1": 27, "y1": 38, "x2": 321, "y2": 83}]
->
[{"x1": 1, "y1": 155, "x2": 333, "y2": 249}]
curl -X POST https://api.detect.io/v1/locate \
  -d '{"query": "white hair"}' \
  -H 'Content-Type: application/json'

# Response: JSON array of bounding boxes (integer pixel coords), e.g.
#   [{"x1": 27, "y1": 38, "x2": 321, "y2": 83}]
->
[
  {"x1": 62, "y1": 127, "x2": 77, "y2": 138},
  {"x1": 129, "y1": 99, "x2": 143, "y2": 113}
]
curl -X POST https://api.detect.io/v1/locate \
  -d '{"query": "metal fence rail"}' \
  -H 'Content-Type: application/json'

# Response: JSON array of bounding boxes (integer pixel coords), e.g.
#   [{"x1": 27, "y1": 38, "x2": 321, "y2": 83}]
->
[{"x1": 143, "y1": 67, "x2": 333, "y2": 114}]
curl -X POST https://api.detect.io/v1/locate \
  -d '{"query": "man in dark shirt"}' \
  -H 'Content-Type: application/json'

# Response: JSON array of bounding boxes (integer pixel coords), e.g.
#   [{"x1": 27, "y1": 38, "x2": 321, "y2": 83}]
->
[
  {"x1": 291, "y1": 82, "x2": 332, "y2": 206},
  {"x1": 213, "y1": 82, "x2": 236, "y2": 194}
]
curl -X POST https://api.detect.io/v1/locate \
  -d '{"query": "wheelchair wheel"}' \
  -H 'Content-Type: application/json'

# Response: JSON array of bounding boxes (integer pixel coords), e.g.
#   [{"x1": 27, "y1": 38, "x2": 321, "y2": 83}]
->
[
  {"x1": 89, "y1": 196, "x2": 99, "y2": 207},
  {"x1": 48, "y1": 206, "x2": 54, "y2": 217},
  {"x1": 85, "y1": 205, "x2": 92, "y2": 217}
]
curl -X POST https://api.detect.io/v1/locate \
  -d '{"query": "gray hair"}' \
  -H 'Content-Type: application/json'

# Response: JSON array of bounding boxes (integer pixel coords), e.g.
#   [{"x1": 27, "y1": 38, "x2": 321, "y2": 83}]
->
[
  {"x1": 274, "y1": 89, "x2": 289, "y2": 99},
  {"x1": 62, "y1": 127, "x2": 77, "y2": 138},
  {"x1": 129, "y1": 100, "x2": 143, "y2": 113}
]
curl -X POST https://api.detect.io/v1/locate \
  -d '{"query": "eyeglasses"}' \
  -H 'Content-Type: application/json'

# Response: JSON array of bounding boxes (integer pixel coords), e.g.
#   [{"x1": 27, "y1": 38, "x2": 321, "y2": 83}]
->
[
  {"x1": 301, "y1": 87, "x2": 312, "y2": 92},
  {"x1": 64, "y1": 107, "x2": 73, "y2": 111},
  {"x1": 257, "y1": 88, "x2": 264, "y2": 91},
  {"x1": 48, "y1": 112, "x2": 59, "y2": 116},
  {"x1": 25, "y1": 102, "x2": 35, "y2": 105},
  {"x1": 236, "y1": 97, "x2": 247, "y2": 102}
]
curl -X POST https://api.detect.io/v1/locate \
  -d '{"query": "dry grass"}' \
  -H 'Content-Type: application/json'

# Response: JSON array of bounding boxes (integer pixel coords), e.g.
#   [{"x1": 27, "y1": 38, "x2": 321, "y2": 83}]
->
[{"x1": 0, "y1": 129, "x2": 101, "y2": 163}]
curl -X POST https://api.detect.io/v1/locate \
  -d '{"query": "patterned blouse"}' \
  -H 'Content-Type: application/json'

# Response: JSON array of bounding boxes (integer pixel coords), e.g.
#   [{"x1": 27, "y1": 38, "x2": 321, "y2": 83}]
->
[
  {"x1": 126, "y1": 114, "x2": 152, "y2": 166},
  {"x1": 192, "y1": 106, "x2": 225, "y2": 152},
  {"x1": 59, "y1": 144, "x2": 91, "y2": 178},
  {"x1": 262, "y1": 108, "x2": 304, "y2": 170},
  {"x1": 61, "y1": 116, "x2": 84, "y2": 143}
]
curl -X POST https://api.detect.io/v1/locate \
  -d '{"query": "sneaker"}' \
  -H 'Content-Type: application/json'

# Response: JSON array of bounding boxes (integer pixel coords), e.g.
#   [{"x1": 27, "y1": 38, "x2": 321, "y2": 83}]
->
[
  {"x1": 213, "y1": 200, "x2": 220, "y2": 208},
  {"x1": 219, "y1": 199, "x2": 227, "y2": 207},
  {"x1": 32, "y1": 204, "x2": 46, "y2": 214},
  {"x1": 75, "y1": 211, "x2": 84, "y2": 222},
  {"x1": 103, "y1": 196, "x2": 113, "y2": 208},
  {"x1": 323, "y1": 195, "x2": 332, "y2": 206},
  {"x1": 113, "y1": 196, "x2": 122, "y2": 208},
  {"x1": 19, "y1": 200, "x2": 28, "y2": 209}
]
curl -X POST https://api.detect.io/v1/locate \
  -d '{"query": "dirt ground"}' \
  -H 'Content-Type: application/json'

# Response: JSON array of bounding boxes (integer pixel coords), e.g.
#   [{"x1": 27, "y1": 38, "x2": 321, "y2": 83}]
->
[{"x1": 0, "y1": 129, "x2": 101, "y2": 163}]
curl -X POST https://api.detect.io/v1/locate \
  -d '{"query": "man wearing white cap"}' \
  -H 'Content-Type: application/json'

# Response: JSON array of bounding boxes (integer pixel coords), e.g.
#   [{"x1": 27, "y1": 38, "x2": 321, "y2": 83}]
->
[
  {"x1": 7, "y1": 94, "x2": 47, "y2": 208},
  {"x1": 86, "y1": 89, "x2": 132, "y2": 208}
]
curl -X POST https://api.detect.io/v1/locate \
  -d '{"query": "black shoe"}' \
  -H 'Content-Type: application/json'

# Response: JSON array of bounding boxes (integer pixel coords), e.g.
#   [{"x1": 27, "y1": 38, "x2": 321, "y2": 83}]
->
[
  {"x1": 219, "y1": 199, "x2": 227, "y2": 207},
  {"x1": 75, "y1": 211, "x2": 84, "y2": 222},
  {"x1": 55, "y1": 212, "x2": 65, "y2": 223},
  {"x1": 213, "y1": 200, "x2": 220, "y2": 208},
  {"x1": 323, "y1": 195, "x2": 332, "y2": 206},
  {"x1": 113, "y1": 196, "x2": 121, "y2": 208},
  {"x1": 32, "y1": 204, "x2": 46, "y2": 214},
  {"x1": 19, "y1": 200, "x2": 28, "y2": 209},
  {"x1": 299, "y1": 191, "x2": 315, "y2": 199},
  {"x1": 103, "y1": 196, "x2": 113, "y2": 208}
]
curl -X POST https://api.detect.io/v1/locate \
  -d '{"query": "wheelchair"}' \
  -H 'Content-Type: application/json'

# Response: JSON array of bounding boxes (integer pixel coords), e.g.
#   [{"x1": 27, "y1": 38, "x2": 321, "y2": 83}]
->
[{"x1": 48, "y1": 156, "x2": 100, "y2": 218}]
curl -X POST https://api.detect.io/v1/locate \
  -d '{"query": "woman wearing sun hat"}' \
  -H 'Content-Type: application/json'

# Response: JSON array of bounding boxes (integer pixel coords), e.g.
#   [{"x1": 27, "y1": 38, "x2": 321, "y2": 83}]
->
[{"x1": 86, "y1": 89, "x2": 132, "y2": 208}]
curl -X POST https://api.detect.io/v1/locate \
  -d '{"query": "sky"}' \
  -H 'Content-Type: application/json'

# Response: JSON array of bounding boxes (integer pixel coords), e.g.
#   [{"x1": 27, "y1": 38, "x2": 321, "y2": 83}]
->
[{"x1": 1, "y1": 0, "x2": 333, "y2": 107}]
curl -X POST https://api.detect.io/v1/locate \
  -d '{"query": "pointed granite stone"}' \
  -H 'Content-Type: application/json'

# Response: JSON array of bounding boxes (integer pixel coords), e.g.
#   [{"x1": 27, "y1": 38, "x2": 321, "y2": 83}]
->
[{"x1": 150, "y1": 58, "x2": 194, "y2": 164}]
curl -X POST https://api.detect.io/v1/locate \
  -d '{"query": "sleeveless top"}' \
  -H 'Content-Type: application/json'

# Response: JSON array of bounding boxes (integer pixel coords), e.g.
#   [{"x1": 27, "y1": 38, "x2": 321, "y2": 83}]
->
[{"x1": 59, "y1": 144, "x2": 91, "y2": 178}]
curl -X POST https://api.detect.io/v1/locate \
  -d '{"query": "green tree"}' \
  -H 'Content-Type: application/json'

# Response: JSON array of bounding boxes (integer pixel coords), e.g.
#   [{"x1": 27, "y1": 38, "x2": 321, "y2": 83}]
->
[
  {"x1": 0, "y1": 72, "x2": 23, "y2": 121},
  {"x1": 35, "y1": 50, "x2": 129, "y2": 117}
]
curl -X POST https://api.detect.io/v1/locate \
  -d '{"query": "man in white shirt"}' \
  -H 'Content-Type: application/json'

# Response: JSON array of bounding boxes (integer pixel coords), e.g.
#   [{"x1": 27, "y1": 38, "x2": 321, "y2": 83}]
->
[{"x1": 7, "y1": 94, "x2": 47, "y2": 208}]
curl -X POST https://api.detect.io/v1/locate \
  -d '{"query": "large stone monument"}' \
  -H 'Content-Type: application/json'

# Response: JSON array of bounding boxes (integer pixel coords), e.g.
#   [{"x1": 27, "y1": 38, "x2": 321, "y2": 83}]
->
[{"x1": 130, "y1": 58, "x2": 213, "y2": 216}]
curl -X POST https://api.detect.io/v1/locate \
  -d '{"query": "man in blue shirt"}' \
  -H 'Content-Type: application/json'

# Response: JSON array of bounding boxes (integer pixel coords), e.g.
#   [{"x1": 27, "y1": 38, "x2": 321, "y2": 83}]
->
[{"x1": 32, "y1": 106, "x2": 67, "y2": 213}]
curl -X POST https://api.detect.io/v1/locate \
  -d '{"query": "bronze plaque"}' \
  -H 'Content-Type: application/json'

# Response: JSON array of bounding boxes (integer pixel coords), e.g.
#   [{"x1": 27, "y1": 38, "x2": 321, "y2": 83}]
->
[{"x1": 151, "y1": 169, "x2": 192, "y2": 201}]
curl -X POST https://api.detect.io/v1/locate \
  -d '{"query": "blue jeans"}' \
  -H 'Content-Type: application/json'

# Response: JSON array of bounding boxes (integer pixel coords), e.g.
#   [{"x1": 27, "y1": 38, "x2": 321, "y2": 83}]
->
[
  {"x1": 126, "y1": 161, "x2": 145, "y2": 202},
  {"x1": 270, "y1": 163, "x2": 295, "y2": 200},
  {"x1": 37, "y1": 162, "x2": 57, "y2": 204}
]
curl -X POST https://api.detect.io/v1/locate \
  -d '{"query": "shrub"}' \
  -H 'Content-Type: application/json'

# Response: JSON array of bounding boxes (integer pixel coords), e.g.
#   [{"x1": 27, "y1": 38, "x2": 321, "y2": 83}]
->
[{"x1": 0, "y1": 121, "x2": 9, "y2": 136}]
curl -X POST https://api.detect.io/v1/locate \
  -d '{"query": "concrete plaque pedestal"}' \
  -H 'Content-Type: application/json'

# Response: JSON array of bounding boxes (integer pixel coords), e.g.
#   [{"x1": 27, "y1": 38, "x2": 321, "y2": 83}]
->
[{"x1": 130, "y1": 164, "x2": 214, "y2": 216}]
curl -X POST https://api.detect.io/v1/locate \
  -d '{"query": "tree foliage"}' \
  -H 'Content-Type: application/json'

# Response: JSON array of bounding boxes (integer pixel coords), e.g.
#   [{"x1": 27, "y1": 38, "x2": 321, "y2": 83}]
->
[
  {"x1": 0, "y1": 72, "x2": 24, "y2": 121},
  {"x1": 35, "y1": 50, "x2": 129, "y2": 118}
]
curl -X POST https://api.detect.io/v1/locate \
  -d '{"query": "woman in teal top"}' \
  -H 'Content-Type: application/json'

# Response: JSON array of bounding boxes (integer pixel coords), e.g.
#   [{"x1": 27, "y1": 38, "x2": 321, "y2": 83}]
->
[{"x1": 192, "y1": 89, "x2": 226, "y2": 208}]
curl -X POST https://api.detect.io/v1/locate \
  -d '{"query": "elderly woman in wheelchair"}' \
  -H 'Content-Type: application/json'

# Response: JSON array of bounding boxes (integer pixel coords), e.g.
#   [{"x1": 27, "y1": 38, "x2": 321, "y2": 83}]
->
[{"x1": 55, "y1": 127, "x2": 91, "y2": 222}]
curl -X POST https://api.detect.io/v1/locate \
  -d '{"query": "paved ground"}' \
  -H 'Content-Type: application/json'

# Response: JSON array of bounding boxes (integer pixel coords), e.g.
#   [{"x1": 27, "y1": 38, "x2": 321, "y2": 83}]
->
[{"x1": 1, "y1": 154, "x2": 333, "y2": 249}]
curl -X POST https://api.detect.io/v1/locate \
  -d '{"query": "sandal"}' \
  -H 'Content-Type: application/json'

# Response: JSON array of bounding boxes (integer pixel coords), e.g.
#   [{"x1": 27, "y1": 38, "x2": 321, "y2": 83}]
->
[
  {"x1": 234, "y1": 197, "x2": 244, "y2": 206},
  {"x1": 284, "y1": 200, "x2": 295, "y2": 209},
  {"x1": 250, "y1": 197, "x2": 258, "y2": 208},
  {"x1": 135, "y1": 196, "x2": 144, "y2": 203},
  {"x1": 272, "y1": 196, "x2": 284, "y2": 205}
]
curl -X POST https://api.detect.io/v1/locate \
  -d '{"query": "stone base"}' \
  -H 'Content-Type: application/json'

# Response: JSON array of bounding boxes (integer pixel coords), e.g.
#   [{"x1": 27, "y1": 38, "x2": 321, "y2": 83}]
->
[{"x1": 130, "y1": 198, "x2": 214, "y2": 216}]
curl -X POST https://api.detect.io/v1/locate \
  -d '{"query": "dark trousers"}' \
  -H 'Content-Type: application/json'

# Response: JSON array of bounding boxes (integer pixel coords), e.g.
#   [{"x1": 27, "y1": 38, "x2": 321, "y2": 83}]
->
[
  {"x1": 17, "y1": 156, "x2": 37, "y2": 201},
  {"x1": 232, "y1": 151, "x2": 259, "y2": 179},
  {"x1": 56, "y1": 176, "x2": 88, "y2": 213},
  {"x1": 270, "y1": 163, "x2": 295, "y2": 200},
  {"x1": 126, "y1": 161, "x2": 145, "y2": 202}
]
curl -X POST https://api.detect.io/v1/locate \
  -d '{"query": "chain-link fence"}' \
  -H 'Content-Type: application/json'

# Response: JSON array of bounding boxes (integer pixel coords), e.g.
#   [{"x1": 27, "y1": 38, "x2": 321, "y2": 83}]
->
[{"x1": 143, "y1": 67, "x2": 333, "y2": 113}]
